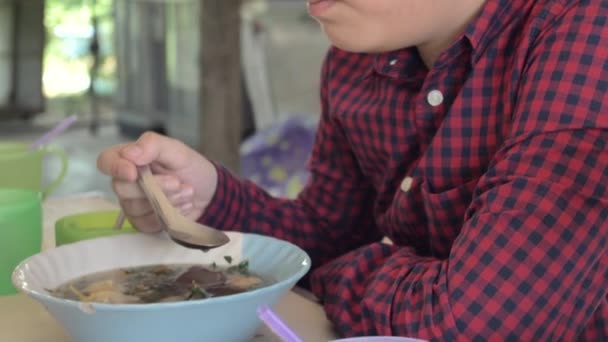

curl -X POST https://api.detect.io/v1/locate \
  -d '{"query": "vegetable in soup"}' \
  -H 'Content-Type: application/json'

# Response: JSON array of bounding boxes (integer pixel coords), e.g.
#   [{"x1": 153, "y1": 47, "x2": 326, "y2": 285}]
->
[{"x1": 48, "y1": 260, "x2": 268, "y2": 304}]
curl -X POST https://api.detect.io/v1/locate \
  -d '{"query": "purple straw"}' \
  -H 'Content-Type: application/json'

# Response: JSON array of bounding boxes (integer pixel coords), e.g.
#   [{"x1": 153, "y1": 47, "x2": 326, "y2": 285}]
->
[
  {"x1": 257, "y1": 305, "x2": 303, "y2": 342},
  {"x1": 29, "y1": 115, "x2": 78, "y2": 151}
]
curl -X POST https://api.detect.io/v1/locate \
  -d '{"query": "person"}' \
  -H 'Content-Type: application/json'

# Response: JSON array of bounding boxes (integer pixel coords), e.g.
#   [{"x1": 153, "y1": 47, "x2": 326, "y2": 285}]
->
[{"x1": 97, "y1": 0, "x2": 608, "y2": 340}]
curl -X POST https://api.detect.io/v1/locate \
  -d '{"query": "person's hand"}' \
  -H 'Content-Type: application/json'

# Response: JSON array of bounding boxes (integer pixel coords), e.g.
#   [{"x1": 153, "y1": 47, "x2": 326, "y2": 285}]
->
[{"x1": 97, "y1": 132, "x2": 218, "y2": 233}]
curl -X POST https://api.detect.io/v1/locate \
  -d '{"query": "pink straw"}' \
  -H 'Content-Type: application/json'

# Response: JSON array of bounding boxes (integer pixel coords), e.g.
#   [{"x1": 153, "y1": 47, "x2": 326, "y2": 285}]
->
[
  {"x1": 29, "y1": 115, "x2": 78, "y2": 151},
  {"x1": 257, "y1": 305, "x2": 303, "y2": 342}
]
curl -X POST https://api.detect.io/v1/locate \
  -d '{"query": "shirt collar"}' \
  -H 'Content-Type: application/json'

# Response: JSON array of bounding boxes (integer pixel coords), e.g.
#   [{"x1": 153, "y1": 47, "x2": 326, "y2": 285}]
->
[
  {"x1": 365, "y1": 0, "x2": 534, "y2": 79},
  {"x1": 369, "y1": 48, "x2": 428, "y2": 84},
  {"x1": 465, "y1": 0, "x2": 535, "y2": 62}
]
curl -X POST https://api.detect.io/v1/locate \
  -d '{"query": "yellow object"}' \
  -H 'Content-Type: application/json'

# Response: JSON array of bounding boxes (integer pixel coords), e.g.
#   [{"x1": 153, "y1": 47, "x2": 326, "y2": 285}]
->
[{"x1": 269, "y1": 167, "x2": 288, "y2": 182}]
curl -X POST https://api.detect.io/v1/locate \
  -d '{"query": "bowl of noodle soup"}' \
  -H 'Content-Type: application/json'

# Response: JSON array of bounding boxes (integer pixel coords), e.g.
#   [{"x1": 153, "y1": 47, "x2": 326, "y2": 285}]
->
[{"x1": 12, "y1": 231, "x2": 310, "y2": 342}]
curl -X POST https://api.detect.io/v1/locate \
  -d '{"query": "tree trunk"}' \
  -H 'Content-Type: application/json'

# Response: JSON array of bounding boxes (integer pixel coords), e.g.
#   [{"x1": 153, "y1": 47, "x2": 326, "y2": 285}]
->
[{"x1": 199, "y1": 0, "x2": 243, "y2": 173}]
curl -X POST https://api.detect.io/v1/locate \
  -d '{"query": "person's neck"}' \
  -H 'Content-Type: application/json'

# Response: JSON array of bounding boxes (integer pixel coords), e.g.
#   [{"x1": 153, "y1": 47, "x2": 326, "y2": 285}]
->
[{"x1": 417, "y1": 0, "x2": 486, "y2": 68}]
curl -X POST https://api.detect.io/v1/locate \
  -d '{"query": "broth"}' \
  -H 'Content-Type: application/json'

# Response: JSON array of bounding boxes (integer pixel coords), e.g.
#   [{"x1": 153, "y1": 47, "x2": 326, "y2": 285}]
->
[{"x1": 48, "y1": 260, "x2": 269, "y2": 304}]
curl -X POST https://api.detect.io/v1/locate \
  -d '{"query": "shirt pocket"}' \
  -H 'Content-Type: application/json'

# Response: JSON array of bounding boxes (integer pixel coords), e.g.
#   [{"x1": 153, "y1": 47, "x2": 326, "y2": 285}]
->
[{"x1": 419, "y1": 177, "x2": 478, "y2": 257}]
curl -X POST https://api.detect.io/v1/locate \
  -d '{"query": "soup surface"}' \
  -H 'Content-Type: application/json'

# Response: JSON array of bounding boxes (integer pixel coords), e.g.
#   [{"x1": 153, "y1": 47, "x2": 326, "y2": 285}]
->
[{"x1": 49, "y1": 259, "x2": 268, "y2": 304}]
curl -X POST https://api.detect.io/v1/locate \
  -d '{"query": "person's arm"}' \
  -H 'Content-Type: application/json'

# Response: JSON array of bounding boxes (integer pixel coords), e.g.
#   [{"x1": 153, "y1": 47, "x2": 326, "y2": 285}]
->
[
  {"x1": 307, "y1": 3, "x2": 608, "y2": 340},
  {"x1": 200, "y1": 48, "x2": 383, "y2": 270}
]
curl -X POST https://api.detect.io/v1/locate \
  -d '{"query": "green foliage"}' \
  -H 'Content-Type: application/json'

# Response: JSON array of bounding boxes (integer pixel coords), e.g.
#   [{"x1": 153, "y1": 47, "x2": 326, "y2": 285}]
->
[
  {"x1": 45, "y1": 0, "x2": 113, "y2": 28},
  {"x1": 43, "y1": 0, "x2": 116, "y2": 97}
]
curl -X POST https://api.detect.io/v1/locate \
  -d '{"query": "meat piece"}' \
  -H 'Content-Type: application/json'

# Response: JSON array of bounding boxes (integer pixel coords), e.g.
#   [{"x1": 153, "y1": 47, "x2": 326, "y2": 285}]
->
[
  {"x1": 175, "y1": 266, "x2": 226, "y2": 288},
  {"x1": 227, "y1": 275, "x2": 263, "y2": 290}
]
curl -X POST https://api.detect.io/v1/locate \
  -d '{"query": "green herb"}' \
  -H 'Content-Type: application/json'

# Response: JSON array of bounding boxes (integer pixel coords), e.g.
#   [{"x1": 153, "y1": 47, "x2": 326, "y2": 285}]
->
[
  {"x1": 224, "y1": 256, "x2": 233, "y2": 264},
  {"x1": 187, "y1": 281, "x2": 212, "y2": 300},
  {"x1": 188, "y1": 287, "x2": 207, "y2": 299},
  {"x1": 237, "y1": 260, "x2": 249, "y2": 271},
  {"x1": 228, "y1": 260, "x2": 250, "y2": 275}
]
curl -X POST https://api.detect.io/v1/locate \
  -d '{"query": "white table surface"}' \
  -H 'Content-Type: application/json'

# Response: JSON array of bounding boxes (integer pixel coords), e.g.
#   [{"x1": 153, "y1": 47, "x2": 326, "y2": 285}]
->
[{"x1": 0, "y1": 192, "x2": 337, "y2": 342}]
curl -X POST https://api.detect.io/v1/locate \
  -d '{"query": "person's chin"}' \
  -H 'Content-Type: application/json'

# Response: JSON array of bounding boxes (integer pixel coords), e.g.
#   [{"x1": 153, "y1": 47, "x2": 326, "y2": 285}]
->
[
  {"x1": 320, "y1": 29, "x2": 360, "y2": 52},
  {"x1": 326, "y1": 34, "x2": 388, "y2": 53},
  {"x1": 327, "y1": 34, "x2": 411, "y2": 53}
]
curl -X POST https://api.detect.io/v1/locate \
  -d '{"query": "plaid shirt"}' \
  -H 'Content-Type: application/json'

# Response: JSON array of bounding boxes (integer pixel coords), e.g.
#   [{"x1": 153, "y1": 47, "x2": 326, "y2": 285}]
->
[{"x1": 201, "y1": 0, "x2": 608, "y2": 340}]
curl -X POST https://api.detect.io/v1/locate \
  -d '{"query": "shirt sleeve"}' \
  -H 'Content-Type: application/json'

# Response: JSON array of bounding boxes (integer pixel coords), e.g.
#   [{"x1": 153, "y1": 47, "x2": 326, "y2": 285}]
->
[
  {"x1": 199, "y1": 48, "x2": 382, "y2": 272},
  {"x1": 308, "y1": 4, "x2": 608, "y2": 341}
]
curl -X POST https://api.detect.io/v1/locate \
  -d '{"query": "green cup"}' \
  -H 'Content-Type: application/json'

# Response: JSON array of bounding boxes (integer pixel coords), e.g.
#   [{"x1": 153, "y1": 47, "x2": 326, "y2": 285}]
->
[
  {"x1": 0, "y1": 189, "x2": 42, "y2": 295},
  {"x1": 55, "y1": 210, "x2": 137, "y2": 246},
  {"x1": 0, "y1": 142, "x2": 68, "y2": 199}
]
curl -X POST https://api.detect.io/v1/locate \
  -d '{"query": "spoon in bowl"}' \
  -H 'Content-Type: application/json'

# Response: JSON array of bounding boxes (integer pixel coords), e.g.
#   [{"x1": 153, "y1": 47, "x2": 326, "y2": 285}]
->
[{"x1": 114, "y1": 164, "x2": 230, "y2": 251}]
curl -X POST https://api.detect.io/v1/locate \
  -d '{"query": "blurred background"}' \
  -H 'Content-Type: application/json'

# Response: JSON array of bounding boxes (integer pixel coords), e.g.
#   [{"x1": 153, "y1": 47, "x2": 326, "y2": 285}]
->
[{"x1": 0, "y1": 0, "x2": 330, "y2": 200}]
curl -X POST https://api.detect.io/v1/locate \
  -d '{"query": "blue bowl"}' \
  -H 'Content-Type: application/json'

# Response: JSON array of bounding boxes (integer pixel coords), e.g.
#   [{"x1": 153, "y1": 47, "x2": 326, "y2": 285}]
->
[{"x1": 12, "y1": 231, "x2": 311, "y2": 342}]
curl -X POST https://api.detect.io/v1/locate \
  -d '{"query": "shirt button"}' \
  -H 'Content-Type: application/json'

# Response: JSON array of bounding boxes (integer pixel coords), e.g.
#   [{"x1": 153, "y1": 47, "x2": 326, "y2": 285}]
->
[
  {"x1": 427, "y1": 89, "x2": 444, "y2": 107},
  {"x1": 389, "y1": 59, "x2": 398, "y2": 66},
  {"x1": 400, "y1": 176, "x2": 413, "y2": 193}
]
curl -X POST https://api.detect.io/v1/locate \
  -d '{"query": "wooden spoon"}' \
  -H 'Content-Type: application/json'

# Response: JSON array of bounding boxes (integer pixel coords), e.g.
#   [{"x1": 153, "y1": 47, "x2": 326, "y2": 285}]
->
[{"x1": 114, "y1": 165, "x2": 230, "y2": 251}]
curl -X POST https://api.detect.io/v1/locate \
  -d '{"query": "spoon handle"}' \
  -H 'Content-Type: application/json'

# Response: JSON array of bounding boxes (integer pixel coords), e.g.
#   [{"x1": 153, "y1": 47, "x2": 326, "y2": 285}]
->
[
  {"x1": 136, "y1": 165, "x2": 177, "y2": 229},
  {"x1": 113, "y1": 165, "x2": 172, "y2": 234},
  {"x1": 135, "y1": 164, "x2": 230, "y2": 250},
  {"x1": 112, "y1": 210, "x2": 126, "y2": 230}
]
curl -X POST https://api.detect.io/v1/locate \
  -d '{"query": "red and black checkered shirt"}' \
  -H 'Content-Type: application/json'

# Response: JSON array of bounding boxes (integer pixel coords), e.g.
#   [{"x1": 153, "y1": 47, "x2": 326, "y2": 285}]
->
[{"x1": 201, "y1": 0, "x2": 608, "y2": 340}]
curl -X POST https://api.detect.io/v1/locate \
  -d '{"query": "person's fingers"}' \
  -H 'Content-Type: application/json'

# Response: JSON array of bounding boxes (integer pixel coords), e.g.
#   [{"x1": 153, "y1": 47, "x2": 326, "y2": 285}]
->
[
  {"x1": 127, "y1": 213, "x2": 163, "y2": 233},
  {"x1": 112, "y1": 175, "x2": 182, "y2": 200},
  {"x1": 179, "y1": 202, "x2": 194, "y2": 214},
  {"x1": 119, "y1": 131, "x2": 193, "y2": 170},
  {"x1": 97, "y1": 144, "x2": 139, "y2": 182},
  {"x1": 119, "y1": 198, "x2": 155, "y2": 218},
  {"x1": 115, "y1": 178, "x2": 198, "y2": 234},
  {"x1": 180, "y1": 203, "x2": 202, "y2": 222},
  {"x1": 168, "y1": 185, "x2": 194, "y2": 205}
]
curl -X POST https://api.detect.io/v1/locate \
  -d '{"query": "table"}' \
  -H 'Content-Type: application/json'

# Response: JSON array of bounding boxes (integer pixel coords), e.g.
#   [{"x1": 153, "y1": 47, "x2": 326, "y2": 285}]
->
[{"x1": 0, "y1": 192, "x2": 337, "y2": 342}]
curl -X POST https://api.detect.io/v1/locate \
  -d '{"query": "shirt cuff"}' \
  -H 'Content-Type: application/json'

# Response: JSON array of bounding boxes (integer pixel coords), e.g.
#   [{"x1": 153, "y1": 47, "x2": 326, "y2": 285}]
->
[{"x1": 197, "y1": 161, "x2": 246, "y2": 230}]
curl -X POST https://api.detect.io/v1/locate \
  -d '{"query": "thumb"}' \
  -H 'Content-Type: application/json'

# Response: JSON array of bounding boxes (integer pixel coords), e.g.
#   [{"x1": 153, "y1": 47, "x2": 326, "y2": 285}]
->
[{"x1": 120, "y1": 132, "x2": 193, "y2": 170}]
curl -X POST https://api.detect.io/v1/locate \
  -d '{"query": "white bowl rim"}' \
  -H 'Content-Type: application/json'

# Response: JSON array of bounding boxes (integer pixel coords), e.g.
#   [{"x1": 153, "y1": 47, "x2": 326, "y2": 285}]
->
[{"x1": 12, "y1": 231, "x2": 312, "y2": 310}]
